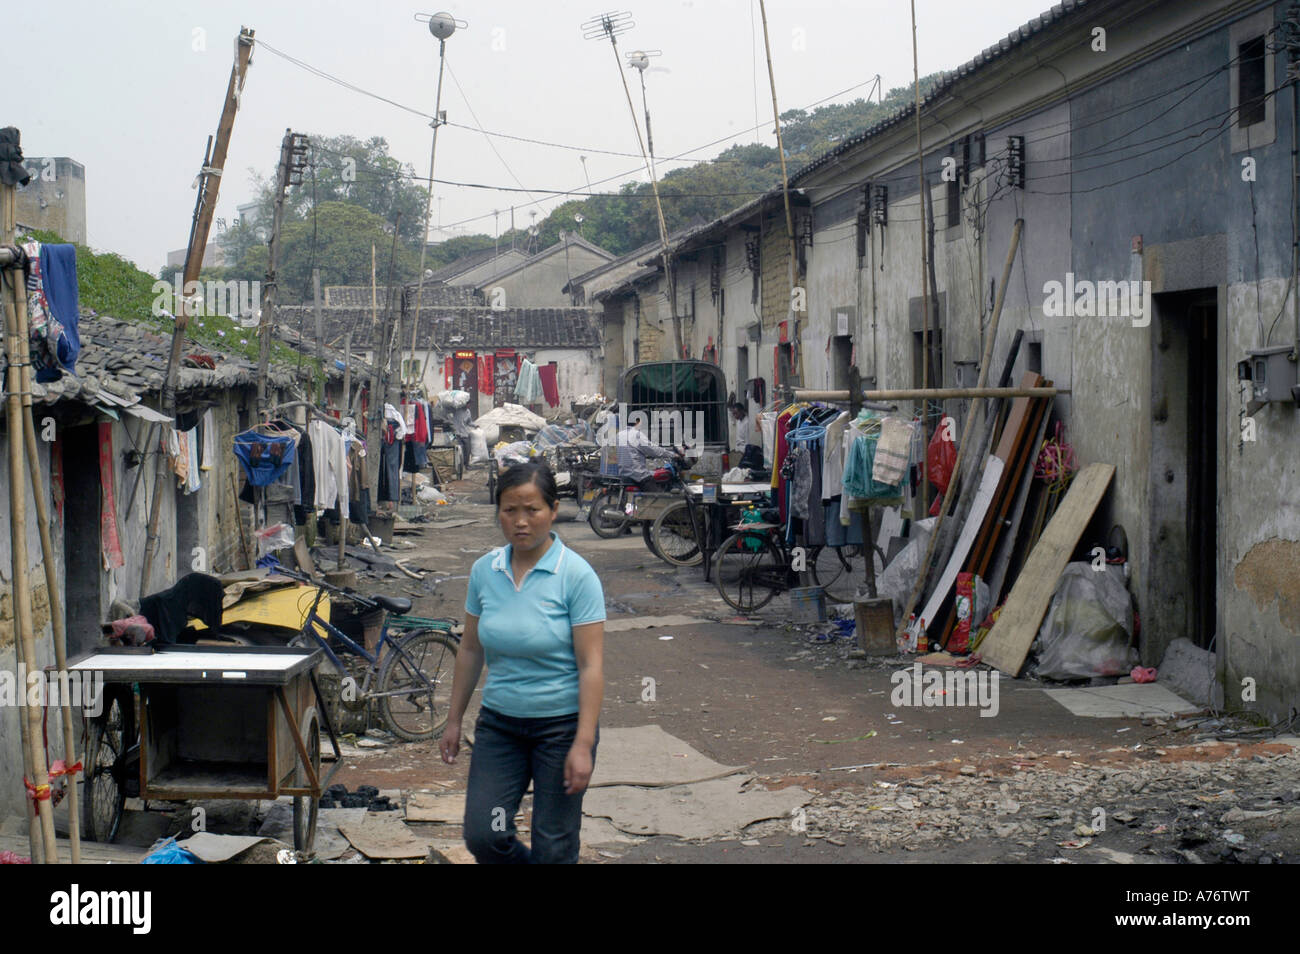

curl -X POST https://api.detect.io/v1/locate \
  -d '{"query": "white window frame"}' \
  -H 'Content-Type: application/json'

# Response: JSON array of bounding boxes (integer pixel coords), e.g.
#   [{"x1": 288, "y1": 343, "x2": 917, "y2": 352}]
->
[{"x1": 1230, "y1": 9, "x2": 1276, "y2": 153}]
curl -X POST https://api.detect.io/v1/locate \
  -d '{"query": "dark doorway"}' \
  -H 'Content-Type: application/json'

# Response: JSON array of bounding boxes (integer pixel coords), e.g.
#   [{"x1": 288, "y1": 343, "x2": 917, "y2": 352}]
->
[
  {"x1": 61, "y1": 424, "x2": 102, "y2": 657},
  {"x1": 776, "y1": 342, "x2": 796, "y2": 388},
  {"x1": 1149, "y1": 289, "x2": 1218, "y2": 656},
  {"x1": 832, "y1": 335, "x2": 854, "y2": 391}
]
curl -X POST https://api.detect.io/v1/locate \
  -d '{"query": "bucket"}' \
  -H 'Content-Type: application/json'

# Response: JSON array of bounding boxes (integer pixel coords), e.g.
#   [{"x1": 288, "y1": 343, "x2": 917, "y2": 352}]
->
[
  {"x1": 854, "y1": 597, "x2": 896, "y2": 655},
  {"x1": 790, "y1": 586, "x2": 827, "y2": 623}
]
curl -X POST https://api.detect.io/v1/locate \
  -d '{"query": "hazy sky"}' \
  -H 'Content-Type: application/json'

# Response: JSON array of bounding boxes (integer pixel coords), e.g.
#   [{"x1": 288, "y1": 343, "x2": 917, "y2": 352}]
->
[{"x1": 14, "y1": 0, "x2": 1058, "y2": 272}]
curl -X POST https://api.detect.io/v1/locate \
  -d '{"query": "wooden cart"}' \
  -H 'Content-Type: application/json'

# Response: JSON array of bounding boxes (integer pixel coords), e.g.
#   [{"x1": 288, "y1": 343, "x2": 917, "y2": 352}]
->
[{"x1": 69, "y1": 645, "x2": 340, "y2": 854}]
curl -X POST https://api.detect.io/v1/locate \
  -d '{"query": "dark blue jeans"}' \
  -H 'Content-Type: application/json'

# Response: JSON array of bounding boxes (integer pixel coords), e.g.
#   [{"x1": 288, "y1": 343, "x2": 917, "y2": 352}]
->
[{"x1": 463, "y1": 706, "x2": 598, "y2": 864}]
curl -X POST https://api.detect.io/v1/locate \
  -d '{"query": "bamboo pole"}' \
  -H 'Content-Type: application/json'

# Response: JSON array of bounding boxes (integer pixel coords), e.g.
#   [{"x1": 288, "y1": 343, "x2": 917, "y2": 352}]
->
[
  {"x1": 792, "y1": 385, "x2": 1059, "y2": 402},
  {"x1": 1, "y1": 252, "x2": 42, "y2": 864},
  {"x1": 894, "y1": 219, "x2": 1024, "y2": 647},
  {"x1": 18, "y1": 304, "x2": 80, "y2": 864},
  {"x1": 2, "y1": 185, "x2": 60, "y2": 862}
]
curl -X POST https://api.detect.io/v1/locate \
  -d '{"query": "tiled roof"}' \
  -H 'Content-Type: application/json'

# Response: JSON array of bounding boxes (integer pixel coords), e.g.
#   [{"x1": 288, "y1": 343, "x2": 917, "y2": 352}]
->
[
  {"x1": 425, "y1": 246, "x2": 510, "y2": 283},
  {"x1": 789, "y1": 0, "x2": 1089, "y2": 185},
  {"x1": 325, "y1": 284, "x2": 482, "y2": 308},
  {"x1": 18, "y1": 313, "x2": 296, "y2": 409},
  {"x1": 283, "y1": 305, "x2": 601, "y2": 350},
  {"x1": 324, "y1": 285, "x2": 390, "y2": 307}
]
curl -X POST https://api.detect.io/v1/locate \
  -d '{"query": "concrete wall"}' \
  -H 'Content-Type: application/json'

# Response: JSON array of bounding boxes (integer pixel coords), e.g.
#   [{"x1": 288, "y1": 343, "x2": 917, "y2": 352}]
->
[
  {"x1": 16, "y1": 157, "x2": 87, "y2": 245},
  {"x1": 779, "y1": 0, "x2": 1298, "y2": 719},
  {"x1": 481, "y1": 246, "x2": 611, "y2": 309},
  {"x1": 0, "y1": 385, "x2": 266, "y2": 823}
]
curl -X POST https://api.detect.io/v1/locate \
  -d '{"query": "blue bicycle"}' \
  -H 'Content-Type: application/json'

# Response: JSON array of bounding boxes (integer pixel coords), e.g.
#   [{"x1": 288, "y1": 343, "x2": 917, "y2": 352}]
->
[{"x1": 279, "y1": 569, "x2": 460, "y2": 743}]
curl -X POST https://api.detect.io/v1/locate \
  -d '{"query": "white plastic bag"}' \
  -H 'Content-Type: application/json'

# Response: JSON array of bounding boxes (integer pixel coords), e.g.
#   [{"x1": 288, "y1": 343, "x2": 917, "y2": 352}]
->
[
  {"x1": 255, "y1": 522, "x2": 295, "y2": 558},
  {"x1": 437, "y1": 389, "x2": 470, "y2": 409},
  {"x1": 721, "y1": 466, "x2": 750, "y2": 484},
  {"x1": 468, "y1": 427, "x2": 489, "y2": 463},
  {"x1": 1033, "y1": 563, "x2": 1137, "y2": 680},
  {"x1": 875, "y1": 517, "x2": 936, "y2": 630}
]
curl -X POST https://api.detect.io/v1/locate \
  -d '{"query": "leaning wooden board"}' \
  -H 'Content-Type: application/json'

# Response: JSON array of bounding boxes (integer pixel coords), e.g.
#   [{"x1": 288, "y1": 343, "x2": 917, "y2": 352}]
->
[
  {"x1": 908, "y1": 455, "x2": 1004, "y2": 641},
  {"x1": 977, "y1": 463, "x2": 1116, "y2": 676}
]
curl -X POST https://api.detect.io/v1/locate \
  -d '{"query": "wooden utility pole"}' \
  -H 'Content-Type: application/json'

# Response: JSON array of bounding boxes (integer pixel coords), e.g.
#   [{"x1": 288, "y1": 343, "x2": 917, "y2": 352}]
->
[
  {"x1": 257, "y1": 129, "x2": 300, "y2": 416},
  {"x1": 758, "y1": 0, "x2": 799, "y2": 290},
  {"x1": 141, "y1": 28, "x2": 254, "y2": 593},
  {"x1": 312, "y1": 267, "x2": 324, "y2": 401},
  {"x1": 911, "y1": 0, "x2": 931, "y2": 518},
  {"x1": 343, "y1": 331, "x2": 353, "y2": 416}
]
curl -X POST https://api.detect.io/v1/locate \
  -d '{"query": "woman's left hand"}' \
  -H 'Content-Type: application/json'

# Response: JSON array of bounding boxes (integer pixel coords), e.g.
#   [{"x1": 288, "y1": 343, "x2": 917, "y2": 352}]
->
[{"x1": 563, "y1": 741, "x2": 594, "y2": 795}]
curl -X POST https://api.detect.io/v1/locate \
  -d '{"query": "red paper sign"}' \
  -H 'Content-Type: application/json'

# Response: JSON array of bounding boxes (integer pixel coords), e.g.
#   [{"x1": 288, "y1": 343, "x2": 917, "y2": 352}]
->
[{"x1": 98, "y1": 422, "x2": 124, "y2": 569}]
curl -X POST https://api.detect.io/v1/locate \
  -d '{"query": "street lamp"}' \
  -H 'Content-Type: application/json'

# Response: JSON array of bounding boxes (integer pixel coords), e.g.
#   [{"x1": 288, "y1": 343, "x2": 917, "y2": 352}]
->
[{"x1": 408, "y1": 10, "x2": 467, "y2": 388}]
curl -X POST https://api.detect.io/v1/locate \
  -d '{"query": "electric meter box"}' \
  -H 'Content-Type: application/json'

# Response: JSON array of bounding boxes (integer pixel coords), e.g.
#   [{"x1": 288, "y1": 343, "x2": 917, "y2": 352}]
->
[{"x1": 1246, "y1": 345, "x2": 1298, "y2": 403}]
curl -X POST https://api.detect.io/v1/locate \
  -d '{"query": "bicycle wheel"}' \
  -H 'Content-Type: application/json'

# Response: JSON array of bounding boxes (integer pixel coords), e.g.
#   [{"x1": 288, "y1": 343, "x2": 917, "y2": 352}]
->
[
  {"x1": 376, "y1": 630, "x2": 459, "y2": 742},
  {"x1": 587, "y1": 487, "x2": 628, "y2": 538},
  {"x1": 82, "y1": 691, "x2": 131, "y2": 843},
  {"x1": 714, "y1": 530, "x2": 786, "y2": 613},
  {"x1": 650, "y1": 500, "x2": 703, "y2": 567},
  {"x1": 811, "y1": 544, "x2": 869, "y2": 604},
  {"x1": 641, "y1": 521, "x2": 662, "y2": 560}
]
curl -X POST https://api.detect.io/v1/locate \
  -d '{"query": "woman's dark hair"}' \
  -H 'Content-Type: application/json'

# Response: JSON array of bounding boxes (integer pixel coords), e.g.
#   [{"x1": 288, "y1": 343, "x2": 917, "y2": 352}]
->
[{"x1": 496, "y1": 461, "x2": 559, "y2": 509}]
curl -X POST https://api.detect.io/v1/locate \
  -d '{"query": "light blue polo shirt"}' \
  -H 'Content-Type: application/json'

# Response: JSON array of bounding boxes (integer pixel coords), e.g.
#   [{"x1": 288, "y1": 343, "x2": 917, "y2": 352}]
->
[{"x1": 465, "y1": 533, "x2": 606, "y2": 718}]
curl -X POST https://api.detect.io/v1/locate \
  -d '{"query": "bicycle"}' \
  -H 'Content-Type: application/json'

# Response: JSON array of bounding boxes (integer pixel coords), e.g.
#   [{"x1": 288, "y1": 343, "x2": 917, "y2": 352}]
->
[
  {"x1": 712, "y1": 511, "x2": 874, "y2": 612},
  {"x1": 279, "y1": 569, "x2": 460, "y2": 742}
]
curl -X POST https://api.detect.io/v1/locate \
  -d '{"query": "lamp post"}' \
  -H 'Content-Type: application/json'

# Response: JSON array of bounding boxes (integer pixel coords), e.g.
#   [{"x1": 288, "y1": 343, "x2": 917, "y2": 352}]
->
[{"x1": 408, "y1": 11, "x2": 467, "y2": 390}]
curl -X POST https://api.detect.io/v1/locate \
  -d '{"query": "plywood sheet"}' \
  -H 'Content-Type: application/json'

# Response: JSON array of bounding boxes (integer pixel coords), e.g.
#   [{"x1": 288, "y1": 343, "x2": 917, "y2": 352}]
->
[{"x1": 979, "y1": 463, "x2": 1116, "y2": 676}]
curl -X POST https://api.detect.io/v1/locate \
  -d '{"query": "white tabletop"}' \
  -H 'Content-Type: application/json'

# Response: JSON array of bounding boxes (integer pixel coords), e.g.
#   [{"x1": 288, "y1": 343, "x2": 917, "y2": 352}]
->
[
  {"x1": 70, "y1": 651, "x2": 304, "y2": 673},
  {"x1": 686, "y1": 482, "x2": 771, "y2": 495}
]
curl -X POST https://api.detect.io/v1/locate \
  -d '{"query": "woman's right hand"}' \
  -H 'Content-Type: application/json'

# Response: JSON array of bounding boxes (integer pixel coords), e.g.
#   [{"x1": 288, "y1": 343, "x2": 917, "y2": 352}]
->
[{"x1": 439, "y1": 720, "x2": 461, "y2": 764}]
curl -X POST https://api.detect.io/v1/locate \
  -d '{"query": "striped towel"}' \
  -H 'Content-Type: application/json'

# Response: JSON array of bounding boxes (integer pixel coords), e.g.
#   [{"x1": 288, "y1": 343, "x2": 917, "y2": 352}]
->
[{"x1": 872, "y1": 417, "x2": 914, "y2": 485}]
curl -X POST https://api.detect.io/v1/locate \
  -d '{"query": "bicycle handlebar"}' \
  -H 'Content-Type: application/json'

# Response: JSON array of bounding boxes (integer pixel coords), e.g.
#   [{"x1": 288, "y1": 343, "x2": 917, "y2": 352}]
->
[{"x1": 274, "y1": 565, "x2": 380, "y2": 610}]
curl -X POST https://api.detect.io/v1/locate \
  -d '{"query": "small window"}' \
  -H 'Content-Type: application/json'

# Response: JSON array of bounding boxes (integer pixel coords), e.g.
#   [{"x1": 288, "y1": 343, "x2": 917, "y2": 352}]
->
[
  {"x1": 946, "y1": 176, "x2": 961, "y2": 229},
  {"x1": 1238, "y1": 36, "x2": 1266, "y2": 128}
]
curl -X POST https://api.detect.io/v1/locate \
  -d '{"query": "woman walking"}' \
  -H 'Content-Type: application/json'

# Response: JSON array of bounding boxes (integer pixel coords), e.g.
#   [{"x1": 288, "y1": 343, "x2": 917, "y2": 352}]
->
[{"x1": 440, "y1": 462, "x2": 606, "y2": 863}]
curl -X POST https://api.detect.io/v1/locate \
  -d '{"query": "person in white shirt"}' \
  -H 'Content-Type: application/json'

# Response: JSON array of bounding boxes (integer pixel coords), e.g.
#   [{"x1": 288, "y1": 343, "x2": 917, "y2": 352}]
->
[{"x1": 615, "y1": 419, "x2": 675, "y2": 491}]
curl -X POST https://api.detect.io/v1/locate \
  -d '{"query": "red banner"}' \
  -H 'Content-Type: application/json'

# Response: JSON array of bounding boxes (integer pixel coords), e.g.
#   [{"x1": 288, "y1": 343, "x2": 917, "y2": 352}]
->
[{"x1": 98, "y1": 422, "x2": 124, "y2": 569}]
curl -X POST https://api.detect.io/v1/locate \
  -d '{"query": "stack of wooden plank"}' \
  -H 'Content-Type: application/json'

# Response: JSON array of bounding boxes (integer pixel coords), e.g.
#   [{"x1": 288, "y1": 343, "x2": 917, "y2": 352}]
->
[{"x1": 912, "y1": 373, "x2": 1054, "y2": 648}]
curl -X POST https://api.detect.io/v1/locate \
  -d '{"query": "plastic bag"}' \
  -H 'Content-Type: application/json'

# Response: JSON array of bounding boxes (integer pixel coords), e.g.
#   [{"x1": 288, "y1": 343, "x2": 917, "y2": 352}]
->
[
  {"x1": 468, "y1": 427, "x2": 489, "y2": 463},
  {"x1": 437, "y1": 389, "x2": 470, "y2": 409},
  {"x1": 926, "y1": 426, "x2": 957, "y2": 516},
  {"x1": 1033, "y1": 562, "x2": 1137, "y2": 680},
  {"x1": 876, "y1": 517, "x2": 936, "y2": 630},
  {"x1": 255, "y1": 522, "x2": 295, "y2": 558},
  {"x1": 142, "y1": 836, "x2": 199, "y2": 864},
  {"x1": 721, "y1": 466, "x2": 750, "y2": 484}
]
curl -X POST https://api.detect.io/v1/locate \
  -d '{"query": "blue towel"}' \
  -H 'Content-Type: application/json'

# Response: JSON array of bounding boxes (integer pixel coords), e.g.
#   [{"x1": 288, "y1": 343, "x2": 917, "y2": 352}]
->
[{"x1": 39, "y1": 244, "x2": 81, "y2": 375}]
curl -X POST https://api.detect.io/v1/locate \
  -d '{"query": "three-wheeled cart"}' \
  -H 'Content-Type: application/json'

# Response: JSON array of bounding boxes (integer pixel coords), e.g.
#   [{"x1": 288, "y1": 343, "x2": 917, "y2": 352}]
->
[{"x1": 70, "y1": 644, "x2": 340, "y2": 853}]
